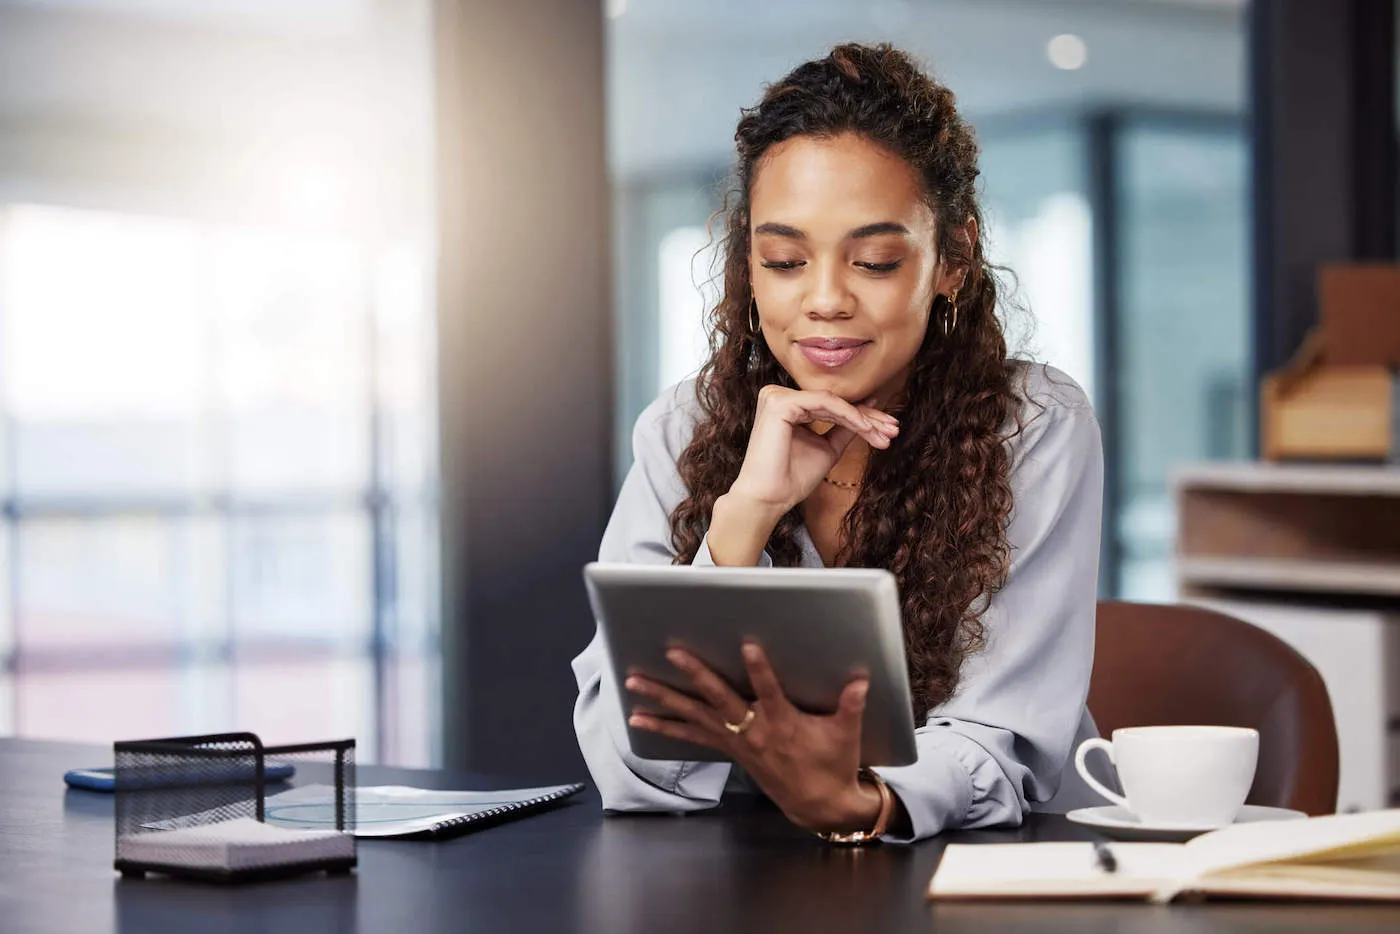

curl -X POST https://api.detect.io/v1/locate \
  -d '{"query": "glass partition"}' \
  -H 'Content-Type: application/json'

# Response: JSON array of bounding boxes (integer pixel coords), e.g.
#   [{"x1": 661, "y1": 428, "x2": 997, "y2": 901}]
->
[{"x1": 1115, "y1": 119, "x2": 1249, "y2": 600}]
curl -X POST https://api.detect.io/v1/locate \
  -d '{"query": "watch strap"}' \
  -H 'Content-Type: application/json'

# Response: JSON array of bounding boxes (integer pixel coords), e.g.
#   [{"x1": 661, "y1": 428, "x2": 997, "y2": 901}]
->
[{"x1": 816, "y1": 767, "x2": 893, "y2": 846}]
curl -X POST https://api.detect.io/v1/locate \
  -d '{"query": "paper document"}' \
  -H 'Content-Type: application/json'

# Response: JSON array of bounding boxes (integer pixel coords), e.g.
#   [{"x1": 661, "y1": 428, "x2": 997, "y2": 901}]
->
[{"x1": 262, "y1": 783, "x2": 584, "y2": 838}]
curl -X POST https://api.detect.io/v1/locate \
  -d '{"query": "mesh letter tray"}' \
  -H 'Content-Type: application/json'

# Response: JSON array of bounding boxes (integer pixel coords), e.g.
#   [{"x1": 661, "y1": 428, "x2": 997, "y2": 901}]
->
[{"x1": 113, "y1": 732, "x2": 356, "y2": 883}]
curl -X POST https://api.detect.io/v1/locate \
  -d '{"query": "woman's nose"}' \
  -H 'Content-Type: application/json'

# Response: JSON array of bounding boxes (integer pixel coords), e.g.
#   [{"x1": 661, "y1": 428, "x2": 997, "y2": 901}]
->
[{"x1": 803, "y1": 262, "x2": 852, "y2": 318}]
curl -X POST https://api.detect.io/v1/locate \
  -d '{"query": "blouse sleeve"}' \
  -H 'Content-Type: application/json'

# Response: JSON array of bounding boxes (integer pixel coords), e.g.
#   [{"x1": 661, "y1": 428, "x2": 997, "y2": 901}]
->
[
  {"x1": 873, "y1": 398, "x2": 1104, "y2": 842},
  {"x1": 571, "y1": 385, "x2": 739, "y2": 811}
]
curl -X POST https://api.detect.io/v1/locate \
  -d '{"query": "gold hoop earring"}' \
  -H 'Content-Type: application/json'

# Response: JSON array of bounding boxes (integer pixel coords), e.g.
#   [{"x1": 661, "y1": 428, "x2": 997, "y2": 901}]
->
[
  {"x1": 749, "y1": 298, "x2": 761, "y2": 334},
  {"x1": 942, "y1": 292, "x2": 959, "y2": 336}
]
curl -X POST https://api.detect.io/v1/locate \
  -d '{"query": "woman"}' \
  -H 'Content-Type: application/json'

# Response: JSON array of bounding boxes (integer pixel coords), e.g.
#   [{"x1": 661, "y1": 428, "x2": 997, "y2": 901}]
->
[{"x1": 572, "y1": 43, "x2": 1103, "y2": 843}]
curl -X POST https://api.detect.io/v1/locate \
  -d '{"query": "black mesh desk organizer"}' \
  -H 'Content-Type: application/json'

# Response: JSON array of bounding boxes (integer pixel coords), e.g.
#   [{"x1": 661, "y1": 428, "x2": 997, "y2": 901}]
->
[{"x1": 114, "y1": 732, "x2": 356, "y2": 883}]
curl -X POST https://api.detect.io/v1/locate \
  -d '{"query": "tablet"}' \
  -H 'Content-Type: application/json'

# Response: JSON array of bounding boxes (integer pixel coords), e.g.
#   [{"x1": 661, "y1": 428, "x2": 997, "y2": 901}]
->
[{"x1": 583, "y1": 562, "x2": 918, "y2": 766}]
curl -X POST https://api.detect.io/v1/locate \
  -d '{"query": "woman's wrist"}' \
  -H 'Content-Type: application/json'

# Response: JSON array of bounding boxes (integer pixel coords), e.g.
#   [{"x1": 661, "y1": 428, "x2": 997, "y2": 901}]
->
[
  {"x1": 706, "y1": 492, "x2": 786, "y2": 566},
  {"x1": 834, "y1": 775, "x2": 886, "y2": 833},
  {"x1": 793, "y1": 775, "x2": 883, "y2": 835}
]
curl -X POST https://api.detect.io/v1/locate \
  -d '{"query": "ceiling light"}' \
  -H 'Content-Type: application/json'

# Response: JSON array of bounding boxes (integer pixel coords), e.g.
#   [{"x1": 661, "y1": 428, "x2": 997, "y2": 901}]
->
[{"x1": 1047, "y1": 34, "x2": 1088, "y2": 71}]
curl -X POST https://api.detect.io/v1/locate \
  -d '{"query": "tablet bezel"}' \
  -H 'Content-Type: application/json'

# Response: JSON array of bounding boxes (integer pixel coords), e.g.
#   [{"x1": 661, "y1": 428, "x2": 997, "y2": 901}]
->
[{"x1": 583, "y1": 562, "x2": 918, "y2": 766}]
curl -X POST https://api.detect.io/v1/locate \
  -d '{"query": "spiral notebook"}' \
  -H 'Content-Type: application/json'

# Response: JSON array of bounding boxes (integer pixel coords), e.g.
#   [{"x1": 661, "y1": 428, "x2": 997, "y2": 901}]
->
[{"x1": 259, "y1": 782, "x2": 585, "y2": 838}]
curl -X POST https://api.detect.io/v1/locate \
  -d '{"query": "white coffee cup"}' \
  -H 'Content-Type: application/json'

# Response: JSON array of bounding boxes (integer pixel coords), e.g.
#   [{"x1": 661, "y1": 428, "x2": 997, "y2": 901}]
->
[{"x1": 1074, "y1": 725, "x2": 1259, "y2": 828}]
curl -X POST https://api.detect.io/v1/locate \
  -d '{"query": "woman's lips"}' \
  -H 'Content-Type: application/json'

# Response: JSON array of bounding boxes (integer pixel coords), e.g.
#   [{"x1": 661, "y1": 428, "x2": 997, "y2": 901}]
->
[{"x1": 796, "y1": 338, "x2": 871, "y2": 369}]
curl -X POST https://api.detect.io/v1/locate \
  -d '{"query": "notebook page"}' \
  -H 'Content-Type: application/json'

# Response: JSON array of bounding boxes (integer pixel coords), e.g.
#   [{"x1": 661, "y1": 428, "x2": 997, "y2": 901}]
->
[
  {"x1": 1181, "y1": 810, "x2": 1400, "y2": 877},
  {"x1": 928, "y1": 843, "x2": 1188, "y2": 899},
  {"x1": 1149, "y1": 810, "x2": 1400, "y2": 903},
  {"x1": 1195, "y1": 860, "x2": 1400, "y2": 902}
]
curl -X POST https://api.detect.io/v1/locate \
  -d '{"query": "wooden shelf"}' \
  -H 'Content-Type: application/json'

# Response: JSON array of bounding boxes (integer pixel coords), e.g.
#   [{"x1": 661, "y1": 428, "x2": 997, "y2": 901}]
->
[
  {"x1": 1177, "y1": 556, "x2": 1400, "y2": 597},
  {"x1": 1174, "y1": 463, "x2": 1400, "y2": 592},
  {"x1": 1173, "y1": 461, "x2": 1400, "y2": 496},
  {"x1": 1172, "y1": 461, "x2": 1400, "y2": 812}
]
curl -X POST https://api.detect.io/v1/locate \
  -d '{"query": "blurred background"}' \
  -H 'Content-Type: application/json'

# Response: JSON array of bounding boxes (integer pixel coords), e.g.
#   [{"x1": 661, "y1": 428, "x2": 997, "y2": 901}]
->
[
  {"x1": 608, "y1": 0, "x2": 1250, "y2": 604},
  {"x1": 0, "y1": 0, "x2": 1395, "y2": 808},
  {"x1": 0, "y1": 0, "x2": 438, "y2": 762}
]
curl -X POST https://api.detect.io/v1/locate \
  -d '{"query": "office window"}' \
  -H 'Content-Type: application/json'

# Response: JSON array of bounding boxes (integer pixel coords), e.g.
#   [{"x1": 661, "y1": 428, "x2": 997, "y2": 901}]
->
[
  {"x1": 611, "y1": 176, "x2": 719, "y2": 478},
  {"x1": 0, "y1": 204, "x2": 438, "y2": 762},
  {"x1": 979, "y1": 123, "x2": 1095, "y2": 401},
  {"x1": 657, "y1": 225, "x2": 720, "y2": 392},
  {"x1": 1115, "y1": 121, "x2": 1250, "y2": 600},
  {"x1": 0, "y1": 0, "x2": 439, "y2": 763}
]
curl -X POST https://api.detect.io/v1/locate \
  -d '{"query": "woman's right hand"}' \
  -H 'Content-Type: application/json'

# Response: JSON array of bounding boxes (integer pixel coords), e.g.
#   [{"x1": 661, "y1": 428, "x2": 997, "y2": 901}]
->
[
  {"x1": 731, "y1": 385, "x2": 899, "y2": 511},
  {"x1": 705, "y1": 386, "x2": 898, "y2": 566}
]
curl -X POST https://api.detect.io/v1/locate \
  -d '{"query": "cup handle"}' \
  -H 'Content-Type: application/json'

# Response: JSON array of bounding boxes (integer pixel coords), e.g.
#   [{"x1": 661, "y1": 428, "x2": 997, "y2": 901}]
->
[{"x1": 1074, "y1": 737, "x2": 1132, "y2": 811}]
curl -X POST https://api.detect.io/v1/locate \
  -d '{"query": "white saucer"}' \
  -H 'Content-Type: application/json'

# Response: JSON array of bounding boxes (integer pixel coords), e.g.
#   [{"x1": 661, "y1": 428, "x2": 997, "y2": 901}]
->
[{"x1": 1065, "y1": 804, "x2": 1307, "y2": 842}]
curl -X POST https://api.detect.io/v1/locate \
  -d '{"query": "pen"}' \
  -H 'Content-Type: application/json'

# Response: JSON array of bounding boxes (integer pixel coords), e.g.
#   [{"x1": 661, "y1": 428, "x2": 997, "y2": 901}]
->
[{"x1": 1093, "y1": 840, "x2": 1118, "y2": 873}]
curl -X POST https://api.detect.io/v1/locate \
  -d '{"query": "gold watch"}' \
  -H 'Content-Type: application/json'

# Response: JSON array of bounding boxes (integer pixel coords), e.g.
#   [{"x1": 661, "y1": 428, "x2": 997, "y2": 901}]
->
[{"x1": 816, "y1": 767, "x2": 893, "y2": 845}]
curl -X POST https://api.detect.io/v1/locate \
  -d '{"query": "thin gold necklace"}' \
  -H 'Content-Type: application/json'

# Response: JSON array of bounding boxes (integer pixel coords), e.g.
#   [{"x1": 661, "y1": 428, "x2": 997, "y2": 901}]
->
[{"x1": 826, "y1": 439, "x2": 875, "y2": 490}]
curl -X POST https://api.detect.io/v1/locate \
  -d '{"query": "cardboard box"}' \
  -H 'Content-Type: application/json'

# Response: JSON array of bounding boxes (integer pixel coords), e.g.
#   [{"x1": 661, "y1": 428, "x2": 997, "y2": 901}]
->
[
  {"x1": 1262, "y1": 365, "x2": 1392, "y2": 461},
  {"x1": 1319, "y1": 264, "x2": 1400, "y2": 367},
  {"x1": 1260, "y1": 265, "x2": 1400, "y2": 462}
]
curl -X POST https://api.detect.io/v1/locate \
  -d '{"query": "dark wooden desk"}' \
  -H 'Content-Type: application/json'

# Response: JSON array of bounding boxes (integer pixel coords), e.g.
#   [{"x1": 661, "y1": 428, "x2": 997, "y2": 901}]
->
[{"x1": 2, "y1": 738, "x2": 1397, "y2": 933}]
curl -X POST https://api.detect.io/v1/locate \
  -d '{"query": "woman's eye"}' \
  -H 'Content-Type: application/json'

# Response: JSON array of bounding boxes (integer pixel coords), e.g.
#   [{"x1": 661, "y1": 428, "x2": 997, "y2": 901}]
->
[
  {"x1": 855, "y1": 261, "x2": 902, "y2": 273},
  {"x1": 760, "y1": 260, "x2": 804, "y2": 270}
]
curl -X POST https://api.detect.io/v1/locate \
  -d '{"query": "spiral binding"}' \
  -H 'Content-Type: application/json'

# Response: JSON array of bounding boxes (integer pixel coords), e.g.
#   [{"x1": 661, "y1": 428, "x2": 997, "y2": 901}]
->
[{"x1": 424, "y1": 783, "x2": 586, "y2": 836}]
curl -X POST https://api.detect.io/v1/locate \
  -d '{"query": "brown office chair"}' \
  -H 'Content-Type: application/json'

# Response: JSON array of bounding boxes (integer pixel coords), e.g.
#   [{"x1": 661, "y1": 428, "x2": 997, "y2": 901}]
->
[{"x1": 1088, "y1": 600, "x2": 1339, "y2": 816}]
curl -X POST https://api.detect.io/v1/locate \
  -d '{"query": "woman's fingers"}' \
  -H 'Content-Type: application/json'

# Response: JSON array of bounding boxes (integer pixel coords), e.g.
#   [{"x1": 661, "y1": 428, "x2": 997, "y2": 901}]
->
[
  {"x1": 625, "y1": 674, "x2": 723, "y2": 732},
  {"x1": 667, "y1": 649, "x2": 750, "y2": 722},
  {"x1": 801, "y1": 408, "x2": 893, "y2": 449},
  {"x1": 837, "y1": 678, "x2": 870, "y2": 734},
  {"x1": 807, "y1": 402, "x2": 896, "y2": 433},
  {"x1": 858, "y1": 397, "x2": 900, "y2": 428},
  {"x1": 741, "y1": 642, "x2": 795, "y2": 717},
  {"x1": 860, "y1": 408, "x2": 900, "y2": 438},
  {"x1": 628, "y1": 712, "x2": 725, "y2": 750},
  {"x1": 867, "y1": 412, "x2": 899, "y2": 432},
  {"x1": 771, "y1": 390, "x2": 898, "y2": 447}
]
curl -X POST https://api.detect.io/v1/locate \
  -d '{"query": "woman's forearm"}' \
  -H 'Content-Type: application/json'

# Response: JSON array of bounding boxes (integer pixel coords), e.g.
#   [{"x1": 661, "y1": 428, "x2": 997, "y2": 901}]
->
[{"x1": 705, "y1": 493, "x2": 786, "y2": 567}]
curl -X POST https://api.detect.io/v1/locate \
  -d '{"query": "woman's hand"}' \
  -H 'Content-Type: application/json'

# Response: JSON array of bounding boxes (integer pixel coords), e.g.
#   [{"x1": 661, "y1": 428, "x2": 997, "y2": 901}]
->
[
  {"x1": 625, "y1": 642, "x2": 883, "y2": 834},
  {"x1": 705, "y1": 386, "x2": 898, "y2": 567},
  {"x1": 731, "y1": 386, "x2": 898, "y2": 514}
]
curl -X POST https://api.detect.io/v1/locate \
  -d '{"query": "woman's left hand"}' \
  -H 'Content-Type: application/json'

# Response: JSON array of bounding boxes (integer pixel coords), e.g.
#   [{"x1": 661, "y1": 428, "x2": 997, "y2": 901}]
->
[{"x1": 625, "y1": 643, "x2": 882, "y2": 834}]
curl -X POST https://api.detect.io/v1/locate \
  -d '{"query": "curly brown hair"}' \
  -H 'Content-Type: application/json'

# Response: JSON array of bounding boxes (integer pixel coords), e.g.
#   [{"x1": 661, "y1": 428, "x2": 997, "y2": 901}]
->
[{"x1": 668, "y1": 43, "x2": 1033, "y2": 723}]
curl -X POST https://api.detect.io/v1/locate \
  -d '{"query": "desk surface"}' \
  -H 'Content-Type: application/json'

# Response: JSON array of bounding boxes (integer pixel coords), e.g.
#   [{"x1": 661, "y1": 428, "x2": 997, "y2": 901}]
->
[{"x1": 2, "y1": 738, "x2": 1398, "y2": 934}]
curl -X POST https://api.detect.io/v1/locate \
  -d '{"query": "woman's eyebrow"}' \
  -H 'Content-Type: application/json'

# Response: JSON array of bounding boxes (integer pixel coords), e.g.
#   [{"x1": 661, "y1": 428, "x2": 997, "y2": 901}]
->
[
  {"x1": 753, "y1": 222, "x2": 805, "y2": 239},
  {"x1": 751, "y1": 221, "x2": 910, "y2": 240},
  {"x1": 848, "y1": 222, "x2": 909, "y2": 239}
]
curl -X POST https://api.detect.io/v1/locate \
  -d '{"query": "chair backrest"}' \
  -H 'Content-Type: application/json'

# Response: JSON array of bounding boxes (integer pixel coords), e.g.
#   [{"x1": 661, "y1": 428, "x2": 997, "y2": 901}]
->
[{"x1": 1088, "y1": 600, "x2": 1339, "y2": 815}]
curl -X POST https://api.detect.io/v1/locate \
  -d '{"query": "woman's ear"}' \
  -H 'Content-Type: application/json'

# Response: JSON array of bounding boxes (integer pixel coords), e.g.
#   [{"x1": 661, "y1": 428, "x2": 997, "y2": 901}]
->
[
  {"x1": 961, "y1": 216, "x2": 979, "y2": 261},
  {"x1": 953, "y1": 216, "x2": 978, "y2": 293},
  {"x1": 938, "y1": 216, "x2": 978, "y2": 296}
]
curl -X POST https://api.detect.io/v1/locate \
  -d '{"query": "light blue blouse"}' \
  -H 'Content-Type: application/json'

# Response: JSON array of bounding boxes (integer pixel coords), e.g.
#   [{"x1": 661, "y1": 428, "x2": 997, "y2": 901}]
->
[{"x1": 571, "y1": 362, "x2": 1106, "y2": 842}]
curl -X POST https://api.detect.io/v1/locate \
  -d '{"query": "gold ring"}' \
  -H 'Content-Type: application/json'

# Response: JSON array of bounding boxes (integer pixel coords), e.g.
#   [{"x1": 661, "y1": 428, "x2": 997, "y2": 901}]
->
[{"x1": 724, "y1": 706, "x2": 757, "y2": 735}]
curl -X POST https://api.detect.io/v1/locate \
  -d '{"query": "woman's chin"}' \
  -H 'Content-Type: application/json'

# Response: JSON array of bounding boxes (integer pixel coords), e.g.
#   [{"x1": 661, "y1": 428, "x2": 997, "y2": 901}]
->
[{"x1": 789, "y1": 370, "x2": 877, "y2": 402}]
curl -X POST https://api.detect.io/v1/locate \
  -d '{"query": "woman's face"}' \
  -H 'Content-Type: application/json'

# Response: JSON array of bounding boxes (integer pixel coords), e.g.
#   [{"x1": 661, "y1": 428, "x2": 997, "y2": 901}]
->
[{"x1": 748, "y1": 132, "x2": 967, "y2": 405}]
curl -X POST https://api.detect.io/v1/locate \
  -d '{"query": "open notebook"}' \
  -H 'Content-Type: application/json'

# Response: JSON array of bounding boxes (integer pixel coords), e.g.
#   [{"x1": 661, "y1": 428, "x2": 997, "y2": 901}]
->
[
  {"x1": 142, "y1": 782, "x2": 585, "y2": 841},
  {"x1": 262, "y1": 783, "x2": 586, "y2": 838},
  {"x1": 929, "y1": 810, "x2": 1400, "y2": 903}
]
